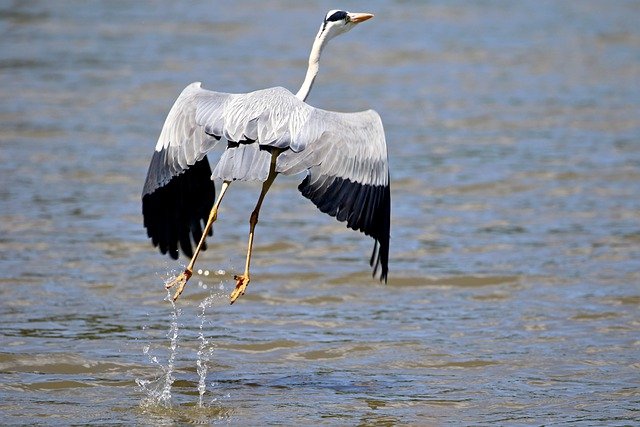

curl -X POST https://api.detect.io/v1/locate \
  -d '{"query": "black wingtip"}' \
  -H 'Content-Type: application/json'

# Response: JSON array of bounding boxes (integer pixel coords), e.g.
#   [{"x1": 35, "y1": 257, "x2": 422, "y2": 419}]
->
[
  {"x1": 300, "y1": 174, "x2": 390, "y2": 282},
  {"x1": 370, "y1": 238, "x2": 389, "y2": 284},
  {"x1": 142, "y1": 153, "x2": 216, "y2": 260}
]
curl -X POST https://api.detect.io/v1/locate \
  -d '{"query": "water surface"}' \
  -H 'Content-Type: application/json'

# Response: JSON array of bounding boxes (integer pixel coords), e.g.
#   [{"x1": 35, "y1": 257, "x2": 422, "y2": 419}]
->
[{"x1": 1, "y1": 0, "x2": 639, "y2": 424}]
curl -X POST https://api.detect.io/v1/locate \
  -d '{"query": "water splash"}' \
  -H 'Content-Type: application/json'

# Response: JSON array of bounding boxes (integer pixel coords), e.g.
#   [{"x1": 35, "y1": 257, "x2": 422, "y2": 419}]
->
[
  {"x1": 160, "y1": 289, "x2": 181, "y2": 404},
  {"x1": 137, "y1": 274, "x2": 227, "y2": 410},
  {"x1": 196, "y1": 295, "x2": 217, "y2": 407},
  {"x1": 135, "y1": 287, "x2": 181, "y2": 407}
]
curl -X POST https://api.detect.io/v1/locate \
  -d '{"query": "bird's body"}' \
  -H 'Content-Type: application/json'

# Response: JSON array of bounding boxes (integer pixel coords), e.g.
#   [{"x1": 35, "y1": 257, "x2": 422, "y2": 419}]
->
[{"x1": 142, "y1": 10, "x2": 390, "y2": 302}]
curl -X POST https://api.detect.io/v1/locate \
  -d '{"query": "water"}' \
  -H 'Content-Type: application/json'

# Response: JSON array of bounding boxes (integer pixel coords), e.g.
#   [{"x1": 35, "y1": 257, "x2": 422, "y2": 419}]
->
[
  {"x1": 196, "y1": 294, "x2": 218, "y2": 407},
  {"x1": 1, "y1": 0, "x2": 639, "y2": 424}
]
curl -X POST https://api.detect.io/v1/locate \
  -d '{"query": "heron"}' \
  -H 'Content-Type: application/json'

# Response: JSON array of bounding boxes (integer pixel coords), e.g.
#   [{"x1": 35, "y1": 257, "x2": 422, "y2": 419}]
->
[{"x1": 142, "y1": 9, "x2": 390, "y2": 303}]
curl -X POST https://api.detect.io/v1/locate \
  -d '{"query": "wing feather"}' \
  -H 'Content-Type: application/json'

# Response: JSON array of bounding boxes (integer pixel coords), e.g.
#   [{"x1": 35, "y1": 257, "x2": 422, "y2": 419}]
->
[
  {"x1": 276, "y1": 108, "x2": 390, "y2": 281},
  {"x1": 143, "y1": 82, "x2": 389, "y2": 278}
]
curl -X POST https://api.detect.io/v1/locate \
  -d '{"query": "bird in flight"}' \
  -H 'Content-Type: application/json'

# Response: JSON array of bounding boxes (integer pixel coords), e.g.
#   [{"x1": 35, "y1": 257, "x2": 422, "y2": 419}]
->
[{"x1": 142, "y1": 9, "x2": 390, "y2": 303}]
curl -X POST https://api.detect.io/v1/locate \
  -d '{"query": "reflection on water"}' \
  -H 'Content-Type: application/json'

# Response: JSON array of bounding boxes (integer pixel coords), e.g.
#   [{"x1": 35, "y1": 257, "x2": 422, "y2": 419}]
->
[{"x1": 1, "y1": 0, "x2": 639, "y2": 424}]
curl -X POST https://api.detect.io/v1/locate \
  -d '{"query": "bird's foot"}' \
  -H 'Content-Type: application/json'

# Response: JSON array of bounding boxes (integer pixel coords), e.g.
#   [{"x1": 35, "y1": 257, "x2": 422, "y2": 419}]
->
[
  {"x1": 230, "y1": 274, "x2": 250, "y2": 305},
  {"x1": 165, "y1": 269, "x2": 192, "y2": 301}
]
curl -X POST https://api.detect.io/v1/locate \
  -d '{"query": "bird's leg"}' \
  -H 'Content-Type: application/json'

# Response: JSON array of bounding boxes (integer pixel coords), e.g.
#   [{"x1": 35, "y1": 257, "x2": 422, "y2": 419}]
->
[
  {"x1": 166, "y1": 180, "x2": 231, "y2": 301},
  {"x1": 230, "y1": 160, "x2": 279, "y2": 304}
]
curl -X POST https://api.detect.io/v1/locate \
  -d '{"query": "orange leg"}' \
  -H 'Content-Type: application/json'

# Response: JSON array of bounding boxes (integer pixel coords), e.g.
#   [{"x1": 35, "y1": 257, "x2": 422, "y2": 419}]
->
[
  {"x1": 166, "y1": 181, "x2": 231, "y2": 301},
  {"x1": 230, "y1": 162, "x2": 278, "y2": 304}
]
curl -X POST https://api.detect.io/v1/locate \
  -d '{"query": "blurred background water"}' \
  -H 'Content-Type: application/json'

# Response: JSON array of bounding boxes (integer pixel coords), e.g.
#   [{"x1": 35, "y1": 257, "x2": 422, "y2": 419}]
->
[{"x1": 1, "y1": 0, "x2": 639, "y2": 424}]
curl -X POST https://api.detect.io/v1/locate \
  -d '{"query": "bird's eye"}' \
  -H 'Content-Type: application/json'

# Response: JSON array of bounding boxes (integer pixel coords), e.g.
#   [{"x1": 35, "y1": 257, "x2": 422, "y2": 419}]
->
[{"x1": 326, "y1": 10, "x2": 348, "y2": 22}]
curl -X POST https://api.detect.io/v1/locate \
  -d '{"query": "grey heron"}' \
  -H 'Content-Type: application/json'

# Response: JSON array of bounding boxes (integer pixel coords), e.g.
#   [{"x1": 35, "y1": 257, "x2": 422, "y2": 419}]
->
[{"x1": 142, "y1": 10, "x2": 390, "y2": 303}]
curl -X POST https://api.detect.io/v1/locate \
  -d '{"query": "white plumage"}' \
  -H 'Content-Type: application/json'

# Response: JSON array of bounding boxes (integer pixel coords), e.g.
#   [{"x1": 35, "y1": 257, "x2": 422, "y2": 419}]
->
[{"x1": 147, "y1": 83, "x2": 388, "y2": 190}]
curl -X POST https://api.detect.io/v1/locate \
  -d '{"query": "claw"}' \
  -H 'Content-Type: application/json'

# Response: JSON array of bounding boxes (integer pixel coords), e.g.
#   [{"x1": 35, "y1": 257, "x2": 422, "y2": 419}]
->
[
  {"x1": 165, "y1": 269, "x2": 192, "y2": 301},
  {"x1": 230, "y1": 274, "x2": 250, "y2": 304}
]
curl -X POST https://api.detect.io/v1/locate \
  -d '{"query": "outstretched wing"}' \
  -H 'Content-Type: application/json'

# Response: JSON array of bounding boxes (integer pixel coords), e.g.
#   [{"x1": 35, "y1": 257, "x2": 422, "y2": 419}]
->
[
  {"x1": 275, "y1": 108, "x2": 390, "y2": 282},
  {"x1": 143, "y1": 82, "x2": 390, "y2": 280},
  {"x1": 142, "y1": 83, "x2": 227, "y2": 259}
]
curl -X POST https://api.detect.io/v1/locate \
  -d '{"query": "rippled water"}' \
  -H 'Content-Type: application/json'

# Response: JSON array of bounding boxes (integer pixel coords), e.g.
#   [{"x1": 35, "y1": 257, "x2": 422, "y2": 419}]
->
[{"x1": 1, "y1": 0, "x2": 639, "y2": 424}]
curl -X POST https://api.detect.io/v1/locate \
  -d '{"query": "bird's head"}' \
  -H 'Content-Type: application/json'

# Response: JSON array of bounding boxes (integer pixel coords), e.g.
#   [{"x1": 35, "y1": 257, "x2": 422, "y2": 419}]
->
[
  {"x1": 297, "y1": 9, "x2": 374, "y2": 100},
  {"x1": 319, "y1": 10, "x2": 374, "y2": 41}
]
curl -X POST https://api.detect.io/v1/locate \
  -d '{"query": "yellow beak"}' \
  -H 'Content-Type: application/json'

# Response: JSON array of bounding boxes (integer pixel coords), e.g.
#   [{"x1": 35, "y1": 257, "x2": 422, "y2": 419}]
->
[{"x1": 348, "y1": 12, "x2": 374, "y2": 23}]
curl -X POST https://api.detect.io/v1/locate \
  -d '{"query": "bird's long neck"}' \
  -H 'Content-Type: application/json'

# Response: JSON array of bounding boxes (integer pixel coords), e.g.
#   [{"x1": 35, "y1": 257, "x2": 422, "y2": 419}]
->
[{"x1": 296, "y1": 27, "x2": 329, "y2": 102}]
